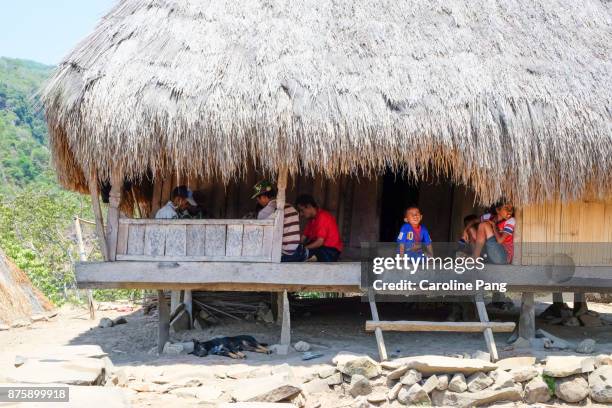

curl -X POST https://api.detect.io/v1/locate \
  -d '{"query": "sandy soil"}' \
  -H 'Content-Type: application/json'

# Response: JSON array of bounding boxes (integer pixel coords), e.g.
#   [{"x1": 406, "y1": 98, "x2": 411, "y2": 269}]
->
[{"x1": 0, "y1": 297, "x2": 610, "y2": 407}]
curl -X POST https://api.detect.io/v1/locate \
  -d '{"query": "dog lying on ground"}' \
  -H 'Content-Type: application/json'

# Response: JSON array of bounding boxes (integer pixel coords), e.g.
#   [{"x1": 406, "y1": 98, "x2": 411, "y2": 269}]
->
[{"x1": 191, "y1": 335, "x2": 270, "y2": 359}]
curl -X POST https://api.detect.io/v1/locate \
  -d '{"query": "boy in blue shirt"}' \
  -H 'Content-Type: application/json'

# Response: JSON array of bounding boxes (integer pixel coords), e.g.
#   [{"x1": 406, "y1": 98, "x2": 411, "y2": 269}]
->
[{"x1": 397, "y1": 206, "x2": 433, "y2": 258}]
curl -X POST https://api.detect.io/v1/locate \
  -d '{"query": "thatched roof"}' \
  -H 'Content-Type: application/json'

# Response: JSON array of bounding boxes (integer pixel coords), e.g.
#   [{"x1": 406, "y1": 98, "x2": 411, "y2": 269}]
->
[{"x1": 43, "y1": 0, "x2": 612, "y2": 205}]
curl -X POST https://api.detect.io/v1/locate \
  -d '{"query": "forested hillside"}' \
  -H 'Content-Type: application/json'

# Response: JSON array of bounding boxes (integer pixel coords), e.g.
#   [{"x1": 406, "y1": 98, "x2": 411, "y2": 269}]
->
[{"x1": 0, "y1": 57, "x2": 105, "y2": 304}]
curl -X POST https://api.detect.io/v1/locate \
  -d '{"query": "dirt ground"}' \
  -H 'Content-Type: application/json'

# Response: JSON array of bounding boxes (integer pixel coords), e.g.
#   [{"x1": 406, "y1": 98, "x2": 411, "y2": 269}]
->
[{"x1": 0, "y1": 296, "x2": 611, "y2": 407}]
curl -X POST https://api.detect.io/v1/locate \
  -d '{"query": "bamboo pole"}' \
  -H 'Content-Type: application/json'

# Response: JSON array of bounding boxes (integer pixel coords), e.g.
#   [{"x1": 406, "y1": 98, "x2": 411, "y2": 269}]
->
[{"x1": 89, "y1": 172, "x2": 109, "y2": 261}]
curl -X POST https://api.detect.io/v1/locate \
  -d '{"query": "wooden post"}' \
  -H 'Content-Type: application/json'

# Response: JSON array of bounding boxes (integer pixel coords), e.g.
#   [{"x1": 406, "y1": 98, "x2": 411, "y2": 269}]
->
[
  {"x1": 106, "y1": 169, "x2": 123, "y2": 261},
  {"x1": 368, "y1": 288, "x2": 388, "y2": 361},
  {"x1": 475, "y1": 294, "x2": 498, "y2": 361},
  {"x1": 519, "y1": 292, "x2": 536, "y2": 340},
  {"x1": 184, "y1": 289, "x2": 193, "y2": 329},
  {"x1": 278, "y1": 290, "x2": 290, "y2": 355},
  {"x1": 158, "y1": 290, "x2": 170, "y2": 353},
  {"x1": 272, "y1": 166, "x2": 288, "y2": 262},
  {"x1": 74, "y1": 217, "x2": 96, "y2": 320},
  {"x1": 89, "y1": 173, "x2": 109, "y2": 261}
]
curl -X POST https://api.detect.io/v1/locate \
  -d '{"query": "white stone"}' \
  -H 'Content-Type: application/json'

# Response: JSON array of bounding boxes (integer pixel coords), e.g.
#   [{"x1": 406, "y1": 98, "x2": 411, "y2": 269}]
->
[
  {"x1": 589, "y1": 365, "x2": 612, "y2": 403},
  {"x1": 403, "y1": 383, "x2": 431, "y2": 404},
  {"x1": 536, "y1": 329, "x2": 570, "y2": 350},
  {"x1": 555, "y1": 375, "x2": 589, "y2": 403},
  {"x1": 509, "y1": 366, "x2": 538, "y2": 382},
  {"x1": 294, "y1": 341, "x2": 310, "y2": 352},
  {"x1": 422, "y1": 375, "x2": 439, "y2": 394},
  {"x1": 349, "y1": 374, "x2": 371, "y2": 397},
  {"x1": 524, "y1": 376, "x2": 551, "y2": 403},
  {"x1": 387, "y1": 381, "x2": 402, "y2": 400},
  {"x1": 334, "y1": 353, "x2": 380, "y2": 379},
  {"x1": 467, "y1": 372, "x2": 494, "y2": 392},
  {"x1": 303, "y1": 378, "x2": 330, "y2": 394},
  {"x1": 0, "y1": 323, "x2": 9, "y2": 331},
  {"x1": 162, "y1": 342, "x2": 184, "y2": 355},
  {"x1": 595, "y1": 354, "x2": 612, "y2": 367},
  {"x1": 544, "y1": 356, "x2": 595, "y2": 377},
  {"x1": 318, "y1": 366, "x2": 336, "y2": 379},
  {"x1": 472, "y1": 350, "x2": 491, "y2": 362},
  {"x1": 496, "y1": 356, "x2": 536, "y2": 371},
  {"x1": 170, "y1": 385, "x2": 222, "y2": 401},
  {"x1": 178, "y1": 341, "x2": 194, "y2": 354},
  {"x1": 436, "y1": 374, "x2": 449, "y2": 391},
  {"x1": 489, "y1": 369, "x2": 515, "y2": 390},
  {"x1": 448, "y1": 373, "x2": 467, "y2": 393},
  {"x1": 431, "y1": 386, "x2": 522, "y2": 406},
  {"x1": 576, "y1": 338, "x2": 596, "y2": 354},
  {"x1": 230, "y1": 374, "x2": 301, "y2": 402},
  {"x1": 269, "y1": 344, "x2": 290, "y2": 355},
  {"x1": 325, "y1": 372, "x2": 342, "y2": 386},
  {"x1": 399, "y1": 369, "x2": 421, "y2": 385},
  {"x1": 388, "y1": 355, "x2": 497, "y2": 376},
  {"x1": 4, "y1": 358, "x2": 105, "y2": 385}
]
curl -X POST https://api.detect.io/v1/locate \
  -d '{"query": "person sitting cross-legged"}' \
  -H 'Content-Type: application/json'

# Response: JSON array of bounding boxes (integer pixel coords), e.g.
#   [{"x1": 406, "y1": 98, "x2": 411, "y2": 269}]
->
[
  {"x1": 295, "y1": 194, "x2": 343, "y2": 262},
  {"x1": 251, "y1": 180, "x2": 303, "y2": 262}
]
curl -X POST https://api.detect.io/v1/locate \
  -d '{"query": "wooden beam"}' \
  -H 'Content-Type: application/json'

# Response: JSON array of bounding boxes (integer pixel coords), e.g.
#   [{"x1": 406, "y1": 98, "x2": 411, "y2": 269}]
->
[
  {"x1": 106, "y1": 168, "x2": 123, "y2": 261},
  {"x1": 519, "y1": 292, "x2": 535, "y2": 340},
  {"x1": 184, "y1": 289, "x2": 193, "y2": 329},
  {"x1": 279, "y1": 290, "x2": 290, "y2": 355},
  {"x1": 89, "y1": 172, "x2": 109, "y2": 261},
  {"x1": 74, "y1": 217, "x2": 96, "y2": 320},
  {"x1": 365, "y1": 321, "x2": 516, "y2": 333},
  {"x1": 272, "y1": 166, "x2": 288, "y2": 263},
  {"x1": 158, "y1": 290, "x2": 170, "y2": 353}
]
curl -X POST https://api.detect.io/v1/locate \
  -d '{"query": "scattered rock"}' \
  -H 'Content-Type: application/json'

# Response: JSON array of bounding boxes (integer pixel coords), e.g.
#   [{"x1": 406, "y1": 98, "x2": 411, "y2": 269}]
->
[
  {"x1": 536, "y1": 329, "x2": 570, "y2": 350},
  {"x1": 318, "y1": 366, "x2": 336, "y2": 379},
  {"x1": 325, "y1": 373, "x2": 343, "y2": 386},
  {"x1": 436, "y1": 374, "x2": 449, "y2": 391},
  {"x1": 544, "y1": 356, "x2": 595, "y2": 377},
  {"x1": 179, "y1": 341, "x2": 194, "y2": 354},
  {"x1": 334, "y1": 353, "x2": 380, "y2": 379},
  {"x1": 422, "y1": 375, "x2": 439, "y2": 394},
  {"x1": 231, "y1": 374, "x2": 302, "y2": 402},
  {"x1": 576, "y1": 338, "x2": 596, "y2": 354},
  {"x1": 352, "y1": 395, "x2": 372, "y2": 408},
  {"x1": 170, "y1": 385, "x2": 222, "y2": 401},
  {"x1": 400, "y1": 383, "x2": 430, "y2": 405},
  {"x1": 472, "y1": 350, "x2": 491, "y2": 362},
  {"x1": 399, "y1": 369, "x2": 421, "y2": 386},
  {"x1": 595, "y1": 354, "x2": 612, "y2": 367},
  {"x1": 579, "y1": 313, "x2": 604, "y2": 327},
  {"x1": 98, "y1": 317, "x2": 114, "y2": 328},
  {"x1": 387, "y1": 382, "x2": 402, "y2": 401},
  {"x1": 562, "y1": 316, "x2": 580, "y2": 327},
  {"x1": 349, "y1": 375, "x2": 371, "y2": 397},
  {"x1": 555, "y1": 375, "x2": 589, "y2": 403},
  {"x1": 129, "y1": 381, "x2": 162, "y2": 393},
  {"x1": 366, "y1": 392, "x2": 386, "y2": 403},
  {"x1": 0, "y1": 323, "x2": 9, "y2": 331},
  {"x1": 466, "y1": 372, "x2": 494, "y2": 392},
  {"x1": 162, "y1": 342, "x2": 184, "y2": 355},
  {"x1": 115, "y1": 367, "x2": 128, "y2": 387},
  {"x1": 293, "y1": 341, "x2": 310, "y2": 352},
  {"x1": 389, "y1": 355, "x2": 497, "y2": 376},
  {"x1": 489, "y1": 369, "x2": 515, "y2": 390},
  {"x1": 432, "y1": 386, "x2": 522, "y2": 406},
  {"x1": 302, "y1": 379, "x2": 330, "y2": 394},
  {"x1": 509, "y1": 366, "x2": 538, "y2": 382},
  {"x1": 524, "y1": 376, "x2": 551, "y2": 403},
  {"x1": 448, "y1": 373, "x2": 467, "y2": 393},
  {"x1": 269, "y1": 344, "x2": 289, "y2": 355},
  {"x1": 4, "y1": 358, "x2": 105, "y2": 385},
  {"x1": 387, "y1": 365, "x2": 408, "y2": 380},
  {"x1": 589, "y1": 365, "x2": 612, "y2": 403},
  {"x1": 14, "y1": 355, "x2": 27, "y2": 367},
  {"x1": 496, "y1": 356, "x2": 536, "y2": 371}
]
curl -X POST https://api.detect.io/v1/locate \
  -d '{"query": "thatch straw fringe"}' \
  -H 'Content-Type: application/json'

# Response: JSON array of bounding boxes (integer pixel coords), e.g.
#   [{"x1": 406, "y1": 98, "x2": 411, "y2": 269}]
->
[{"x1": 43, "y1": 0, "x2": 612, "y2": 205}]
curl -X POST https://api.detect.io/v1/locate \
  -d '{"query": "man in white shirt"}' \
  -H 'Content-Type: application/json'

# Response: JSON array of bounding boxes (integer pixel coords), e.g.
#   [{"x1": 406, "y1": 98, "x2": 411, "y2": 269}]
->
[{"x1": 155, "y1": 186, "x2": 192, "y2": 219}]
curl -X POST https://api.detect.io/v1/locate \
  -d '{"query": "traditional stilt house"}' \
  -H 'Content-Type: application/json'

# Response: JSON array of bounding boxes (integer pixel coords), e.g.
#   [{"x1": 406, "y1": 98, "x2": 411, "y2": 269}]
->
[{"x1": 43, "y1": 0, "x2": 612, "y2": 359}]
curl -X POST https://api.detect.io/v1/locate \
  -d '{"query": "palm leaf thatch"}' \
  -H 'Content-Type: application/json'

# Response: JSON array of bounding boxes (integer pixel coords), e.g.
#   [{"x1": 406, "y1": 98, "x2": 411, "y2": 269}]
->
[{"x1": 43, "y1": 0, "x2": 612, "y2": 205}]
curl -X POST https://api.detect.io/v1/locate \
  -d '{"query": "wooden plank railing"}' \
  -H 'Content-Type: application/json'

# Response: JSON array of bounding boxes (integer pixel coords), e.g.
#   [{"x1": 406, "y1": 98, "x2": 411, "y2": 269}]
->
[{"x1": 115, "y1": 218, "x2": 276, "y2": 262}]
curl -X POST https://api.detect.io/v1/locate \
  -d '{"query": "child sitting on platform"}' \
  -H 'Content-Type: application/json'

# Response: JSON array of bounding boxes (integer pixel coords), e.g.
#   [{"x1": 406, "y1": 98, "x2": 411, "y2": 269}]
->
[{"x1": 397, "y1": 206, "x2": 433, "y2": 259}]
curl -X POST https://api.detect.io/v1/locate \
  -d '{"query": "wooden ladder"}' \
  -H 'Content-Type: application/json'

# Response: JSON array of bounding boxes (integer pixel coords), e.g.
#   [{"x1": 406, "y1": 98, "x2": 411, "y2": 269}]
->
[{"x1": 366, "y1": 291, "x2": 515, "y2": 362}]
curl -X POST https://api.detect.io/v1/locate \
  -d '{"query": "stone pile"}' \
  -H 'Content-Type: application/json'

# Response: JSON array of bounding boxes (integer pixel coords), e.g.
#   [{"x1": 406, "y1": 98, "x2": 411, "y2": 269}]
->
[{"x1": 298, "y1": 351, "x2": 612, "y2": 407}]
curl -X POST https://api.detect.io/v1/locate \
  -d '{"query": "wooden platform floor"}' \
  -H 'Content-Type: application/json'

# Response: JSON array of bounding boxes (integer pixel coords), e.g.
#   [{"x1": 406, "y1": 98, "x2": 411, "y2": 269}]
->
[{"x1": 76, "y1": 261, "x2": 612, "y2": 293}]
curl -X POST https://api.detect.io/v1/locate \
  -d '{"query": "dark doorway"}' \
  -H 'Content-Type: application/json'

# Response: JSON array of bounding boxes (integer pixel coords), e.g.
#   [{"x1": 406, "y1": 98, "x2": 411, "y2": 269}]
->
[{"x1": 379, "y1": 170, "x2": 419, "y2": 242}]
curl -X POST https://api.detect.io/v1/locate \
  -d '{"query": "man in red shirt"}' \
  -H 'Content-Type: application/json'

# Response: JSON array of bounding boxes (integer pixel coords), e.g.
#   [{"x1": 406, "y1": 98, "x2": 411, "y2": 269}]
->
[{"x1": 295, "y1": 194, "x2": 343, "y2": 262}]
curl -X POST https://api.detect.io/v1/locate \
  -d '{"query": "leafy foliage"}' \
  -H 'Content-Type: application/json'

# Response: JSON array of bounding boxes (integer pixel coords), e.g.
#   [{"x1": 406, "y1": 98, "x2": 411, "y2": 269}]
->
[{"x1": 0, "y1": 57, "x2": 136, "y2": 304}]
